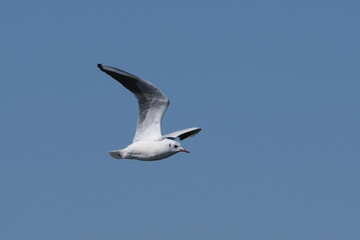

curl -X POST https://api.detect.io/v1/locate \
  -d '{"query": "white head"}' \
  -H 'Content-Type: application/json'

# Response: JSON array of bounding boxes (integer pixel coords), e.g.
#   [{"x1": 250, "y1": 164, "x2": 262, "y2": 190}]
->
[{"x1": 166, "y1": 139, "x2": 189, "y2": 154}]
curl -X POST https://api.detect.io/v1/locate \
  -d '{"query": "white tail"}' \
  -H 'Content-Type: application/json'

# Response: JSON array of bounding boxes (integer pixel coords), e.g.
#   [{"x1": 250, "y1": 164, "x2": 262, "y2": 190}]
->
[{"x1": 109, "y1": 151, "x2": 123, "y2": 159}]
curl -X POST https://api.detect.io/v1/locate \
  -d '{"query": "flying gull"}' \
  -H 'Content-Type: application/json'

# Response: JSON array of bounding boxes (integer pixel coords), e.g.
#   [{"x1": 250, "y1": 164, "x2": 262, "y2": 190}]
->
[{"x1": 98, "y1": 64, "x2": 201, "y2": 161}]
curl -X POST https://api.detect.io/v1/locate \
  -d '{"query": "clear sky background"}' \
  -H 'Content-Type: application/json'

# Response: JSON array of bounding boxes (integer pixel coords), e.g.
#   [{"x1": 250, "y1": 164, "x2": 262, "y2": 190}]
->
[{"x1": 1, "y1": 0, "x2": 360, "y2": 239}]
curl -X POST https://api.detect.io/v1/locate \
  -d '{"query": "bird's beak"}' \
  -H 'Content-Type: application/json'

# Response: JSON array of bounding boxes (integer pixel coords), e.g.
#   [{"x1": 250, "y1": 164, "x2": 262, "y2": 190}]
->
[{"x1": 180, "y1": 148, "x2": 190, "y2": 153}]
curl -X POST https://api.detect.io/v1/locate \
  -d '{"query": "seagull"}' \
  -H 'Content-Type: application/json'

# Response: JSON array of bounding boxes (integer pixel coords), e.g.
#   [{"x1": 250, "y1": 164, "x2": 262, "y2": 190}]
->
[{"x1": 98, "y1": 64, "x2": 201, "y2": 161}]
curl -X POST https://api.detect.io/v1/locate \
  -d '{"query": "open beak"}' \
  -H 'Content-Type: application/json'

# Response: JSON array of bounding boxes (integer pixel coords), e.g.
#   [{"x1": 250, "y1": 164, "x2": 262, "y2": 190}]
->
[{"x1": 180, "y1": 148, "x2": 190, "y2": 153}]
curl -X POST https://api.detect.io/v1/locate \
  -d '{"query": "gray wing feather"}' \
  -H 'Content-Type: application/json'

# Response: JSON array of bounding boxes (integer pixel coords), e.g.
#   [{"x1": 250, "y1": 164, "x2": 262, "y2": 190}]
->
[
  {"x1": 98, "y1": 64, "x2": 169, "y2": 142},
  {"x1": 163, "y1": 127, "x2": 201, "y2": 140}
]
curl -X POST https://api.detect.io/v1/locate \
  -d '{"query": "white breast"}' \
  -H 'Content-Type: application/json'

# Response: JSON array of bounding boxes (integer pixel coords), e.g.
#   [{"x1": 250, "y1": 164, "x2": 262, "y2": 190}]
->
[{"x1": 122, "y1": 140, "x2": 177, "y2": 161}]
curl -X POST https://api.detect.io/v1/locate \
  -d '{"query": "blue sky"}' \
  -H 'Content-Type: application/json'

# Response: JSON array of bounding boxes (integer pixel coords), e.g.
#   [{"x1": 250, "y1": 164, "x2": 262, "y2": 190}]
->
[{"x1": 1, "y1": 0, "x2": 360, "y2": 239}]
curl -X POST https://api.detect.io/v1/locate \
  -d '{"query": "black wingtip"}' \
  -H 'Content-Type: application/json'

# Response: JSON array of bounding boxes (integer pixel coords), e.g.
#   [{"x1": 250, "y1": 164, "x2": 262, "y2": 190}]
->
[
  {"x1": 178, "y1": 128, "x2": 202, "y2": 140},
  {"x1": 97, "y1": 63, "x2": 104, "y2": 71}
]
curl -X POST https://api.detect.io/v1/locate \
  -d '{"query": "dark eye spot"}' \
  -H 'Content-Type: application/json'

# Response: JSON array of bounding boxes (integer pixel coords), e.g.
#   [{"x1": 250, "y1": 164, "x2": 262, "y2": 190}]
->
[
  {"x1": 169, "y1": 144, "x2": 171, "y2": 147},
  {"x1": 174, "y1": 145, "x2": 178, "y2": 148}
]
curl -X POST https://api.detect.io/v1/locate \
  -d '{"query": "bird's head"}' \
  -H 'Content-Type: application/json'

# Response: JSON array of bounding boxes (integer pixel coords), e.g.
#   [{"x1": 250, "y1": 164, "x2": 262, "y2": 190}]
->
[{"x1": 167, "y1": 140, "x2": 189, "y2": 154}]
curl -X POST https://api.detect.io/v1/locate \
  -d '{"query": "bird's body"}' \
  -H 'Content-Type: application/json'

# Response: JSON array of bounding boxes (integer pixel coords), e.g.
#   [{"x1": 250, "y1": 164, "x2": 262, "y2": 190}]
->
[
  {"x1": 98, "y1": 64, "x2": 201, "y2": 161},
  {"x1": 110, "y1": 139, "x2": 185, "y2": 161}
]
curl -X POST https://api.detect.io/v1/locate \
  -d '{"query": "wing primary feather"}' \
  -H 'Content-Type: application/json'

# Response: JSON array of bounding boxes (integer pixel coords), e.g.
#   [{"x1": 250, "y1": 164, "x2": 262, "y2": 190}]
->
[
  {"x1": 163, "y1": 127, "x2": 201, "y2": 141},
  {"x1": 98, "y1": 64, "x2": 169, "y2": 142}
]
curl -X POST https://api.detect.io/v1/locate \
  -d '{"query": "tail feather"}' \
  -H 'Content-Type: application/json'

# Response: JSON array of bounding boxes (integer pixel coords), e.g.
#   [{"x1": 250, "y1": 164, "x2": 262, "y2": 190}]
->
[{"x1": 109, "y1": 151, "x2": 123, "y2": 159}]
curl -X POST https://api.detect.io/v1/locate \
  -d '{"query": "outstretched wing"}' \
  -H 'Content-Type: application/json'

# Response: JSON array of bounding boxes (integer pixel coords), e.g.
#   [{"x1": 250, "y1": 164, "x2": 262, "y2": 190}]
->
[
  {"x1": 98, "y1": 64, "x2": 169, "y2": 142},
  {"x1": 163, "y1": 127, "x2": 201, "y2": 140}
]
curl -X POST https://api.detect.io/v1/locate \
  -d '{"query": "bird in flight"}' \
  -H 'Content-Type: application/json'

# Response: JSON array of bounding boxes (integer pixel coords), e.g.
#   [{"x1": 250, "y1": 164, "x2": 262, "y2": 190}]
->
[{"x1": 98, "y1": 64, "x2": 201, "y2": 161}]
